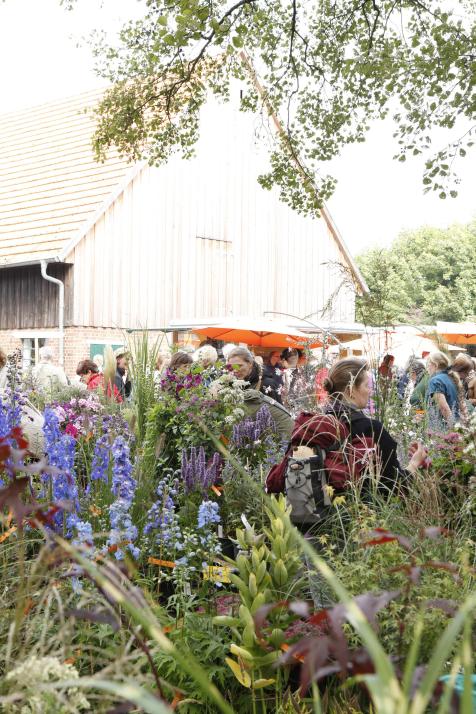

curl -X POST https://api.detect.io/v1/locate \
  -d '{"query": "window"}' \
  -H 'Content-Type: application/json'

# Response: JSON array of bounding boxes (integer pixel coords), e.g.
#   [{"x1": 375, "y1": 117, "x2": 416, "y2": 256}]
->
[
  {"x1": 22, "y1": 337, "x2": 46, "y2": 369},
  {"x1": 89, "y1": 343, "x2": 124, "y2": 360}
]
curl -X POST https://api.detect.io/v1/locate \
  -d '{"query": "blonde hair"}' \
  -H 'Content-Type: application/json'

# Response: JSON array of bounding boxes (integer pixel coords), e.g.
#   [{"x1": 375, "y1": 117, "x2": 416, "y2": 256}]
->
[
  {"x1": 323, "y1": 358, "x2": 368, "y2": 396},
  {"x1": 428, "y1": 351, "x2": 465, "y2": 406},
  {"x1": 427, "y1": 351, "x2": 450, "y2": 371},
  {"x1": 451, "y1": 353, "x2": 473, "y2": 376},
  {"x1": 0, "y1": 348, "x2": 6, "y2": 370}
]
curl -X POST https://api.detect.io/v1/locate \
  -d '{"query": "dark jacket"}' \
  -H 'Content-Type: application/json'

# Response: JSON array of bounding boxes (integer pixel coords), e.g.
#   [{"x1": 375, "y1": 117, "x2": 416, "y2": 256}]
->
[
  {"x1": 114, "y1": 369, "x2": 132, "y2": 399},
  {"x1": 325, "y1": 399, "x2": 408, "y2": 489},
  {"x1": 243, "y1": 389, "x2": 294, "y2": 442},
  {"x1": 260, "y1": 363, "x2": 284, "y2": 403}
]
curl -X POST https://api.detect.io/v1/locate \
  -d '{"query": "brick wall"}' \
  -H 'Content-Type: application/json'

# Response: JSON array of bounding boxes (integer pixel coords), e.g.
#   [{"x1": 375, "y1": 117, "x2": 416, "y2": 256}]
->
[{"x1": 0, "y1": 327, "x2": 172, "y2": 379}]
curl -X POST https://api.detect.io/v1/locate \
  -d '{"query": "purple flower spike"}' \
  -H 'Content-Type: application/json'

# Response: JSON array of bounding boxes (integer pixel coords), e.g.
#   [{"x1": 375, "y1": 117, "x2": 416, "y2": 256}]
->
[{"x1": 181, "y1": 446, "x2": 221, "y2": 494}]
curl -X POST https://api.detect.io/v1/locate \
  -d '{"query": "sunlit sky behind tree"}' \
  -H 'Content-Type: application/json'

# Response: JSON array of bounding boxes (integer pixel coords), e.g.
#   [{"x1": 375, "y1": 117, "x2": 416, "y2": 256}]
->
[{"x1": 1, "y1": 0, "x2": 474, "y2": 255}]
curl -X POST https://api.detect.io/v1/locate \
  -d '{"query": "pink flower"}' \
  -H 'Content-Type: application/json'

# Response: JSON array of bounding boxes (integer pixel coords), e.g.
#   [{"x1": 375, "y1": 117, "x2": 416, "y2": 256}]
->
[{"x1": 65, "y1": 422, "x2": 79, "y2": 439}]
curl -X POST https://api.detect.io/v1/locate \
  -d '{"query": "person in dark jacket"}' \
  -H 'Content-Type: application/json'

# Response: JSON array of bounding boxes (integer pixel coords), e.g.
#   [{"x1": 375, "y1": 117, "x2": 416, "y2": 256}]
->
[
  {"x1": 322, "y1": 358, "x2": 426, "y2": 488},
  {"x1": 261, "y1": 351, "x2": 284, "y2": 403},
  {"x1": 227, "y1": 347, "x2": 294, "y2": 441},
  {"x1": 114, "y1": 353, "x2": 132, "y2": 399}
]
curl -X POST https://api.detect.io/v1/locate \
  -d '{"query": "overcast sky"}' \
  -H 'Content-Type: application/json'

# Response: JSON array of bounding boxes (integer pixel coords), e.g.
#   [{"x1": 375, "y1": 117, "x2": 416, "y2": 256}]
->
[{"x1": 1, "y1": 0, "x2": 474, "y2": 255}]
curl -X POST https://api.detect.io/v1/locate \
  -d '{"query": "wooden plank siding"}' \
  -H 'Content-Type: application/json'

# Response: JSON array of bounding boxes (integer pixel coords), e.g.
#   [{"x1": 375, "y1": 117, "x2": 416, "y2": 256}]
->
[
  {"x1": 0, "y1": 263, "x2": 73, "y2": 329},
  {"x1": 68, "y1": 94, "x2": 356, "y2": 329}
]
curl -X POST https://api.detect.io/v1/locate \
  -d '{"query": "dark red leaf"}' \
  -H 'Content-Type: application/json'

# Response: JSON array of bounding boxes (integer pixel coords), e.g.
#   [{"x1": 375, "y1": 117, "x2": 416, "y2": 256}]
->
[
  {"x1": 362, "y1": 528, "x2": 412, "y2": 551},
  {"x1": 299, "y1": 636, "x2": 331, "y2": 694},
  {"x1": 307, "y1": 609, "x2": 330, "y2": 628},
  {"x1": 0, "y1": 477, "x2": 30, "y2": 528}
]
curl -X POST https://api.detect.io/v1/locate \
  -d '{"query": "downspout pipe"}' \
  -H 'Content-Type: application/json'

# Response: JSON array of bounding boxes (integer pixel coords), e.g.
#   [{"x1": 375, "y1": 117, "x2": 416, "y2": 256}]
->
[{"x1": 40, "y1": 260, "x2": 65, "y2": 368}]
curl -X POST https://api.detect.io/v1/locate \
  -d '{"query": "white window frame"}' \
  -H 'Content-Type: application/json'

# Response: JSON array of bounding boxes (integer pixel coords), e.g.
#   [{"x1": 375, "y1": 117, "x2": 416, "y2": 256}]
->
[{"x1": 11, "y1": 330, "x2": 61, "y2": 369}]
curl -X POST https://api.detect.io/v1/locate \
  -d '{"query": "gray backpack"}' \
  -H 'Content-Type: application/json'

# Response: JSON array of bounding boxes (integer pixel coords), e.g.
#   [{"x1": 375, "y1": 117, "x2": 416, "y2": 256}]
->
[{"x1": 285, "y1": 445, "x2": 332, "y2": 526}]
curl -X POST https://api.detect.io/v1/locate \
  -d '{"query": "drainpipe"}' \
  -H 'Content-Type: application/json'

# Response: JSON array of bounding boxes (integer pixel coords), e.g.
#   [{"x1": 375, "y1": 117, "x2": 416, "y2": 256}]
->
[{"x1": 40, "y1": 260, "x2": 65, "y2": 368}]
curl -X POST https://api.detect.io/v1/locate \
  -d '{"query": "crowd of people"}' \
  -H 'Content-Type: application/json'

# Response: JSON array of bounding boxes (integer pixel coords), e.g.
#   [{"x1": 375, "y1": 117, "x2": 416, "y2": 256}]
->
[
  {"x1": 1, "y1": 338, "x2": 474, "y2": 495},
  {"x1": 381, "y1": 349, "x2": 476, "y2": 429}
]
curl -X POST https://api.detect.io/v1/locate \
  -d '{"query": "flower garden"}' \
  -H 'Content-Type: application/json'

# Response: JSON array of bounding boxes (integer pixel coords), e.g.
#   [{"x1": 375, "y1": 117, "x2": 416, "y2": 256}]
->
[{"x1": 0, "y1": 341, "x2": 475, "y2": 714}]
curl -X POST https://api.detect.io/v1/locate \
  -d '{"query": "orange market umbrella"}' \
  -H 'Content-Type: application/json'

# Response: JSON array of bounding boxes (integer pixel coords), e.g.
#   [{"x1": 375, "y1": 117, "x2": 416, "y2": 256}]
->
[
  {"x1": 195, "y1": 318, "x2": 322, "y2": 348},
  {"x1": 436, "y1": 321, "x2": 476, "y2": 345}
]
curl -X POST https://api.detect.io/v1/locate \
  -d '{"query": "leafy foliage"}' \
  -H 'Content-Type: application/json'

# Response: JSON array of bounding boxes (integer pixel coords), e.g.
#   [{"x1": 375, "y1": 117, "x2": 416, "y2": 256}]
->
[
  {"x1": 357, "y1": 220, "x2": 476, "y2": 323},
  {"x1": 71, "y1": 0, "x2": 476, "y2": 214}
]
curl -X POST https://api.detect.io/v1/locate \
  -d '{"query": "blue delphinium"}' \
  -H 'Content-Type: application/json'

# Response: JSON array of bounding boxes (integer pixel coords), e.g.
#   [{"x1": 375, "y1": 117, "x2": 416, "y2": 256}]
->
[
  {"x1": 197, "y1": 500, "x2": 222, "y2": 584},
  {"x1": 0, "y1": 396, "x2": 21, "y2": 438},
  {"x1": 197, "y1": 500, "x2": 220, "y2": 529},
  {"x1": 107, "y1": 499, "x2": 139, "y2": 560},
  {"x1": 90, "y1": 433, "x2": 110, "y2": 484},
  {"x1": 111, "y1": 436, "x2": 135, "y2": 499},
  {"x1": 43, "y1": 408, "x2": 78, "y2": 531},
  {"x1": 69, "y1": 513, "x2": 94, "y2": 592},
  {"x1": 181, "y1": 446, "x2": 221, "y2": 494},
  {"x1": 106, "y1": 436, "x2": 139, "y2": 560},
  {"x1": 144, "y1": 476, "x2": 182, "y2": 548}
]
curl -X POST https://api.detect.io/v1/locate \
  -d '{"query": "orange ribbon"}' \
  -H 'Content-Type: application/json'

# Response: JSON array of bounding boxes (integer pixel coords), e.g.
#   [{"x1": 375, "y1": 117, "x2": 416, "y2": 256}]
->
[{"x1": 148, "y1": 557, "x2": 176, "y2": 569}]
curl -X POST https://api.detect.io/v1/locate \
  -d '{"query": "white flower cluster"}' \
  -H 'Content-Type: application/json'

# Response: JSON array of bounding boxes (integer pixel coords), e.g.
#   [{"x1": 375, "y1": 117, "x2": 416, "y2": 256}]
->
[
  {"x1": 209, "y1": 374, "x2": 246, "y2": 406},
  {"x1": 6, "y1": 655, "x2": 90, "y2": 713}
]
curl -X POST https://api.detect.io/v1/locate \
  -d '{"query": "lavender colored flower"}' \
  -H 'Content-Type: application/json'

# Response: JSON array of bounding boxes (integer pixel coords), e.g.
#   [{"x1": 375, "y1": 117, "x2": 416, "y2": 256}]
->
[
  {"x1": 232, "y1": 405, "x2": 274, "y2": 447},
  {"x1": 181, "y1": 446, "x2": 221, "y2": 494}
]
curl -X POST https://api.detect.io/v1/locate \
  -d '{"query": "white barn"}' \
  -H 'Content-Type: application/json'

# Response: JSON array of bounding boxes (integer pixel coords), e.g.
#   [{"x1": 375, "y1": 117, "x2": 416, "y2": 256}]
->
[{"x1": 0, "y1": 88, "x2": 366, "y2": 374}]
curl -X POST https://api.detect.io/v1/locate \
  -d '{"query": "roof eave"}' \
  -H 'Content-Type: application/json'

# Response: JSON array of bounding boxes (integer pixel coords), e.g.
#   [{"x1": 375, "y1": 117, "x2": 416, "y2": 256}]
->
[{"x1": 0, "y1": 256, "x2": 62, "y2": 270}]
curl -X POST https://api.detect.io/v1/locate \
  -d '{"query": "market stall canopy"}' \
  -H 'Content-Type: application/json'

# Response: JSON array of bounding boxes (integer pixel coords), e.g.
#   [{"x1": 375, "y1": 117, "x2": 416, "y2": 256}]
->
[
  {"x1": 336, "y1": 329, "x2": 461, "y2": 365},
  {"x1": 194, "y1": 318, "x2": 322, "y2": 348},
  {"x1": 436, "y1": 321, "x2": 476, "y2": 345}
]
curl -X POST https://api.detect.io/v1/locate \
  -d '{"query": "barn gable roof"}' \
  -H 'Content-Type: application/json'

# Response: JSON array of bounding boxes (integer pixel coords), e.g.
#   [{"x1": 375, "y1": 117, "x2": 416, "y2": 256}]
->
[
  {"x1": 0, "y1": 88, "x2": 367, "y2": 293},
  {"x1": 0, "y1": 90, "x2": 134, "y2": 267}
]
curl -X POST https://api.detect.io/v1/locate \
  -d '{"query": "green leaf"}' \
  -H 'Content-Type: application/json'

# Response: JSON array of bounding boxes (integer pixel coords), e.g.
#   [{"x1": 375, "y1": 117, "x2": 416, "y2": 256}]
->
[{"x1": 43, "y1": 679, "x2": 170, "y2": 714}]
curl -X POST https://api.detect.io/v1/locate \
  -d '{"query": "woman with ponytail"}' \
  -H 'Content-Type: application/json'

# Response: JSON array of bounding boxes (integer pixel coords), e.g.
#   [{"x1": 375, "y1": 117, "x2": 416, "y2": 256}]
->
[
  {"x1": 322, "y1": 358, "x2": 427, "y2": 488},
  {"x1": 426, "y1": 351, "x2": 465, "y2": 429}
]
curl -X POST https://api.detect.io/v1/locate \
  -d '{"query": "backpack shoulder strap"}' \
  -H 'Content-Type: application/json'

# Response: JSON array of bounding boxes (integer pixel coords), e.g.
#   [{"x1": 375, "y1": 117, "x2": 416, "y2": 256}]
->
[{"x1": 261, "y1": 393, "x2": 292, "y2": 417}]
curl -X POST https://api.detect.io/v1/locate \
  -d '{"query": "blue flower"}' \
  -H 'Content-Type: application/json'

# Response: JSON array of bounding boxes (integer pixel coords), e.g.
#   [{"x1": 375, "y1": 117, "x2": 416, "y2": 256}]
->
[
  {"x1": 105, "y1": 436, "x2": 139, "y2": 560},
  {"x1": 91, "y1": 433, "x2": 110, "y2": 483},
  {"x1": 43, "y1": 409, "x2": 78, "y2": 531},
  {"x1": 144, "y1": 477, "x2": 182, "y2": 548},
  {"x1": 197, "y1": 500, "x2": 220, "y2": 529}
]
